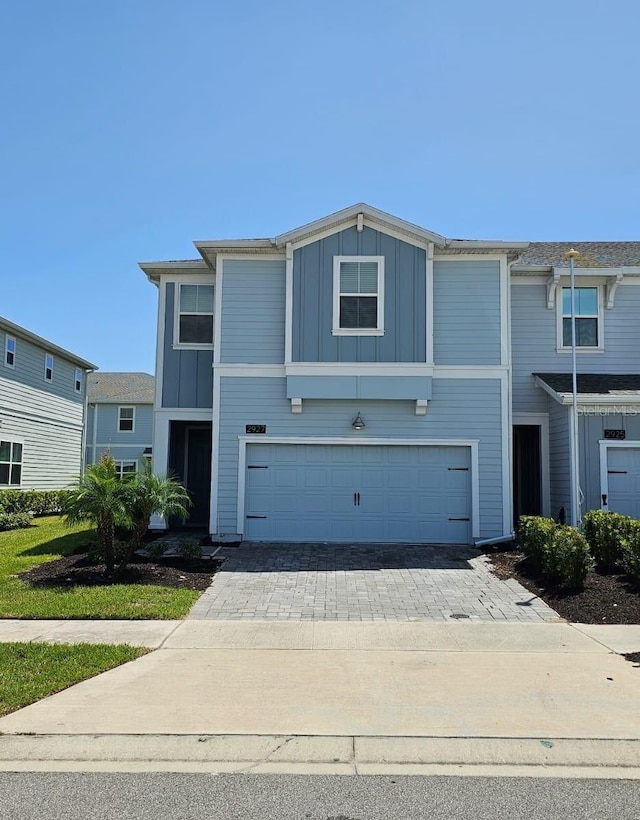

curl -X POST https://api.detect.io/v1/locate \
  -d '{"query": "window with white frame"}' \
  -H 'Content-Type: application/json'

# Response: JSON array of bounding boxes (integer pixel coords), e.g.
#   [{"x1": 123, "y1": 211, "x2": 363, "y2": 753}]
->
[
  {"x1": 333, "y1": 256, "x2": 384, "y2": 335},
  {"x1": 74, "y1": 368, "x2": 83, "y2": 393},
  {"x1": 44, "y1": 353, "x2": 53, "y2": 382},
  {"x1": 115, "y1": 460, "x2": 136, "y2": 479},
  {"x1": 177, "y1": 283, "x2": 214, "y2": 345},
  {"x1": 118, "y1": 406, "x2": 135, "y2": 432},
  {"x1": 561, "y1": 286, "x2": 600, "y2": 348},
  {"x1": 4, "y1": 336, "x2": 15, "y2": 368},
  {"x1": 0, "y1": 440, "x2": 22, "y2": 486}
]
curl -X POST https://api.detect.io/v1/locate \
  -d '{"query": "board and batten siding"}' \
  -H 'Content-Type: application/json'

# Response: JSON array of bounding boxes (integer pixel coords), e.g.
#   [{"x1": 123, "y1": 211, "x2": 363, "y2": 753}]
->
[
  {"x1": 432, "y1": 260, "x2": 501, "y2": 366},
  {"x1": 220, "y1": 259, "x2": 286, "y2": 364},
  {"x1": 162, "y1": 283, "x2": 213, "y2": 408},
  {"x1": 0, "y1": 374, "x2": 84, "y2": 489},
  {"x1": 548, "y1": 400, "x2": 571, "y2": 522},
  {"x1": 216, "y1": 376, "x2": 504, "y2": 538},
  {"x1": 511, "y1": 283, "x2": 640, "y2": 413},
  {"x1": 292, "y1": 226, "x2": 426, "y2": 363}
]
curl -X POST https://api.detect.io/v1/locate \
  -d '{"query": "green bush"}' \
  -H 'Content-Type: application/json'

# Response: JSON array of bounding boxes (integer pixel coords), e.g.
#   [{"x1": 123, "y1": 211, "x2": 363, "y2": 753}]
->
[
  {"x1": 549, "y1": 526, "x2": 594, "y2": 590},
  {"x1": 177, "y1": 538, "x2": 202, "y2": 560},
  {"x1": 620, "y1": 519, "x2": 640, "y2": 580},
  {"x1": 0, "y1": 512, "x2": 33, "y2": 532},
  {"x1": 582, "y1": 510, "x2": 626, "y2": 572},
  {"x1": 0, "y1": 490, "x2": 73, "y2": 517},
  {"x1": 518, "y1": 515, "x2": 556, "y2": 573}
]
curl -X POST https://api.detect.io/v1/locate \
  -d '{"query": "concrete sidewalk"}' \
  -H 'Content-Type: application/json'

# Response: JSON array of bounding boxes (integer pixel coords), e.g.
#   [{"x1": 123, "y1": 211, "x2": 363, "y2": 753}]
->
[{"x1": 1, "y1": 620, "x2": 639, "y2": 776}]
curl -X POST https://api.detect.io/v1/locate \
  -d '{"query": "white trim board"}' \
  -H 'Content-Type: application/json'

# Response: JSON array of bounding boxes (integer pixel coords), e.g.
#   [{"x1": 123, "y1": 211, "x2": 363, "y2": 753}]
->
[
  {"x1": 235, "y1": 436, "x2": 481, "y2": 540},
  {"x1": 512, "y1": 412, "x2": 551, "y2": 517},
  {"x1": 599, "y1": 439, "x2": 640, "y2": 512}
]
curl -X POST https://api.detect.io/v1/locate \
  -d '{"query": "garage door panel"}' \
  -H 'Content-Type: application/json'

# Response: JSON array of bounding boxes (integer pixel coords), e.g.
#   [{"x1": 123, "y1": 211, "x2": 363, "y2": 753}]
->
[
  {"x1": 607, "y1": 447, "x2": 640, "y2": 519},
  {"x1": 244, "y1": 443, "x2": 472, "y2": 543}
]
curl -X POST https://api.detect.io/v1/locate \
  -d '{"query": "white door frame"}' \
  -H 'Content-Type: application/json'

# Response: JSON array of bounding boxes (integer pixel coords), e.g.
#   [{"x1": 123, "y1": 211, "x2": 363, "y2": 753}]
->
[
  {"x1": 237, "y1": 436, "x2": 480, "y2": 539},
  {"x1": 512, "y1": 413, "x2": 550, "y2": 517},
  {"x1": 599, "y1": 439, "x2": 640, "y2": 510}
]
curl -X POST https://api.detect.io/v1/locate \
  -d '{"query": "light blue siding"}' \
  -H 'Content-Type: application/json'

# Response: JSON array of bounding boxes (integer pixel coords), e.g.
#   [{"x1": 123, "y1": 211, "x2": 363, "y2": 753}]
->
[
  {"x1": 221, "y1": 260, "x2": 285, "y2": 363},
  {"x1": 511, "y1": 283, "x2": 640, "y2": 413},
  {"x1": 548, "y1": 401, "x2": 570, "y2": 521},
  {"x1": 433, "y1": 260, "x2": 501, "y2": 365},
  {"x1": 292, "y1": 226, "x2": 426, "y2": 363},
  {"x1": 162, "y1": 283, "x2": 213, "y2": 408},
  {"x1": 286, "y1": 375, "x2": 432, "y2": 400},
  {"x1": 94, "y1": 404, "x2": 153, "y2": 448},
  {"x1": 217, "y1": 377, "x2": 505, "y2": 539}
]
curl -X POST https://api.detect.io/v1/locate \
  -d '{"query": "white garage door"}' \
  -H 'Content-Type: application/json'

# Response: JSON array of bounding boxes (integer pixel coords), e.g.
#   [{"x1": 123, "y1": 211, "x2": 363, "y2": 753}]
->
[
  {"x1": 244, "y1": 443, "x2": 472, "y2": 544},
  {"x1": 607, "y1": 447, "x2": 640, "y2": 519}
]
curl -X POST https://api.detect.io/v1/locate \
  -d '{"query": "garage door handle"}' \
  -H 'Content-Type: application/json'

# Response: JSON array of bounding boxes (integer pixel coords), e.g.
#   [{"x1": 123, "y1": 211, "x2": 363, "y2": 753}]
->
[
  {"x1": 448, "y1": 517, "x2": 470, "y2": 521},
  {"x1": 246, "y1": 515, "x2": 267, "y2": 519},
  {"x1": 448, "y1": 467, "x2": 469, "y2": 471},
  {"x1": 608, "y1": 470, "x2": 628, "y2": 474},
  {"x1": 248, "y1": 465, "x2": 268, "y2": 470}
]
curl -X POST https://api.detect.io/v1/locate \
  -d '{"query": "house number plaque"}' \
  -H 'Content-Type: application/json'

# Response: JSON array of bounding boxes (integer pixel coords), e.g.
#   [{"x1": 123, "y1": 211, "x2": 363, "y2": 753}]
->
[
  {"x1": 604, "y1": 429, "x2": 626, "y2": 440},
  {"x1": 246, "y1": 424, "x2": 267, "y2": 434}
]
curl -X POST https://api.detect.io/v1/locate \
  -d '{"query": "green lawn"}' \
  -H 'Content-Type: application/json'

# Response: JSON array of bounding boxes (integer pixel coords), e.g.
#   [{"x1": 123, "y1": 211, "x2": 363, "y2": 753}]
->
[
  {"x1": 0, "y1": 516, "x2": 200, "y2": 619},
  {"x1": 0, "y1": 642, "x2": 146, "y2": 716}
]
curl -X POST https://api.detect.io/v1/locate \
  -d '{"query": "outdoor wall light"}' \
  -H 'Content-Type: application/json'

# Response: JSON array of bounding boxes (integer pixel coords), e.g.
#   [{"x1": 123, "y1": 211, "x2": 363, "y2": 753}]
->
[{"x1": 352, "y1": 412, "x2": 366, "y2": 430}]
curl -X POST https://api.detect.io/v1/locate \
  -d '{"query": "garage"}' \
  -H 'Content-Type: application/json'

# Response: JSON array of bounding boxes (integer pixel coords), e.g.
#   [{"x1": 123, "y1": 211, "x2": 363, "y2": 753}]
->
[
  {"x1": 606, "y1": 446, "x2": 640, "y2": 519},
  {"x1": 243, "y1": 442, "x2": 472, "y2": 543}
]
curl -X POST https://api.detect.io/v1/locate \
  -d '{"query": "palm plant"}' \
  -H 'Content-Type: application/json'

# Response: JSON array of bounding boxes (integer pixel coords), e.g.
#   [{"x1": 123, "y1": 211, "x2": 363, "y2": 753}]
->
[
  {"x1": 64, "y1": 455, "x2": 130, "y2": 575},
  {"x1": 115, "y1": 462, "x2": 191, "y2": 575}
]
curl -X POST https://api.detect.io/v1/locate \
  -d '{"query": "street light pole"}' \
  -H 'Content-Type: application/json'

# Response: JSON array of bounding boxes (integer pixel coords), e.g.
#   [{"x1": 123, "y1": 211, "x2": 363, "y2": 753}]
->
[{"x1": 565, "y1": 248, "x2": 581, "y2": 528}]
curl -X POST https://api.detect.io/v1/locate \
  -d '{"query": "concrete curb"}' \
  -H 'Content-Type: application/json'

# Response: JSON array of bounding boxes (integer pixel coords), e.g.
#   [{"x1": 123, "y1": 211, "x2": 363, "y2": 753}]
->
[{"x1": 0, "y1": 734, "x2": 639, "y2": 778}]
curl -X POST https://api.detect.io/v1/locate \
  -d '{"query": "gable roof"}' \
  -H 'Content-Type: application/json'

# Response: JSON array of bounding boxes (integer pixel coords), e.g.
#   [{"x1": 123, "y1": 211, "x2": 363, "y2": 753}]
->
[
  {"x1": 88, "y1": 372, "x2": 155, "y2": 404},
  {"x1": 534, "y1": 373, "x2": 640, "y2": 404},
  {"x1": 0, "y1": 316, "x2": 98, "y2": 370},
  {"x1": 518, "y1": 243, "x2": 640, "y2": 269}
]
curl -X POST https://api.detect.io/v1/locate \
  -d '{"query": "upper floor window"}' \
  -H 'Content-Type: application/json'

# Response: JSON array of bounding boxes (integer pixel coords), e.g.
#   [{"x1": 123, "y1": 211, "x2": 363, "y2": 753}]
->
[
  {"x1": 4, "y1": 336, "x2": 15, "y2": 368},
  {"x1": 74, "y1": 368, "x2": 83, "y2": 393},
  {"x1": 561, "y1": 287, "x2": 600, "y2": 348},
  {"x1": 0, "y1": 440, "x2": 22, "y2": 486},
  {"x1": 177, "y1": 283, "x2": 214, "y2": 345},
  {"x1": 332, "y1": 256, "x2": 384, "y2": 336},
  {"x1": 118, "y1": 406, "x2": 135, "y2": 432},
  {"x1": 44, "y1": 353, "x2": 53, "y2": 382}
]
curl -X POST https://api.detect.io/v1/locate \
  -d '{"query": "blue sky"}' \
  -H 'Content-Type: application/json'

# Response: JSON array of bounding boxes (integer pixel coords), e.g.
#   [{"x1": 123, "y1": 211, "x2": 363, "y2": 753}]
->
[{"x1": 1, "y1": 0, "x2": 638, "y2": 373}]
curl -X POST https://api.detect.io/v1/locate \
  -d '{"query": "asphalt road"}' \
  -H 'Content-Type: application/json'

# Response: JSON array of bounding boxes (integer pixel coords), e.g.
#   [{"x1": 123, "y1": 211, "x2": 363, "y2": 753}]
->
[{"x1": 0, "y1": 773, "x2": 639, "y2": 819}]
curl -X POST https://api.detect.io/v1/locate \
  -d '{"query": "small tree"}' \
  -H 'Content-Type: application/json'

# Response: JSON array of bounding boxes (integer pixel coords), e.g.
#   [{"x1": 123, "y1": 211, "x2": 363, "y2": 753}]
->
[
  {"x1": 64, "y1": 455, "x2": 130, "y2": 575},
  {"x1": 115, "y1": 462, "x2": 191, "y2": 575}
]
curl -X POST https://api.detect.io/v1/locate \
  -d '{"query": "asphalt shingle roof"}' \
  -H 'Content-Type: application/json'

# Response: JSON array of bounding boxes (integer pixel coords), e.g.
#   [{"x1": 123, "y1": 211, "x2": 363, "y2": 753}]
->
[
  {"x1": 535, "y1": 373, "x2": 640, "y2": 396},
  {"x1": 88, "y1": 372, "x2": 155, "y2": 404},
  {"x1": 520, "y1": 243, "x2": 640, "y2": 268}
]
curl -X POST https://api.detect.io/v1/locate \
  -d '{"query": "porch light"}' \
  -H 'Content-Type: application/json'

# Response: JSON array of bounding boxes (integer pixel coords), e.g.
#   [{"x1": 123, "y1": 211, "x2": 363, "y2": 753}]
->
[{"x1": 352, "y1": 412, "x2": 365, "y2": 430}]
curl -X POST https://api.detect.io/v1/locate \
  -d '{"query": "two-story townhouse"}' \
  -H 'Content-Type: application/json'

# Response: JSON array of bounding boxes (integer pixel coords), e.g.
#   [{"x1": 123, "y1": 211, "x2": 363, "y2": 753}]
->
[
  {"x1": 0, "y1": 316, "x2": 97, "y2": 490},
  {"x1": 85, "y1": 372, "x2": 155, "y2": 477},
  {"x1": 511, "y1": 244, "x2": 640, "y2": 525},
  {"x1": 142, "y1": 204, "x2": 525, "y2": 542}
]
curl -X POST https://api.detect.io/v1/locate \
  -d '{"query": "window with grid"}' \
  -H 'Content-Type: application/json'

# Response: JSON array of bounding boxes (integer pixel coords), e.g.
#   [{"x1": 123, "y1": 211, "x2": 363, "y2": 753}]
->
[
  {"x1": 178, "y1": 284, "x2": 214, "y2": 344},
  {"x1": 0, "y1": 441, "x2": 22, "y2": 486},
  {"x1": 74, "y1": 368, "x2": 83, "y2": 393},
  {"x1": 118, "y1": 406, "x2": 135, "y2": 432},
  {"x1": 333, "y1": 256, "x2": 384, "y2": 334},
  {"x1": 5, "y1": 336, "x2": 15, "y2": 368},
  {"x1": 562, "y1": 287, "x2": 600, "y2": 347},
  {"x1": 44, "y1": 353, "x2": 53, "y2": 382},
  {"x1": 115, "y1": 460, "x2": 136, "y2": 479}
]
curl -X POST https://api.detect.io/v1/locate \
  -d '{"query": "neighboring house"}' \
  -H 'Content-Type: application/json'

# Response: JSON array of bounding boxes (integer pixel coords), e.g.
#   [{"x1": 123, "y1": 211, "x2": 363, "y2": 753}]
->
[
  {"x1": 0, "y1": 316, "x2": 97, "y2": 490},
  {"x1": 86, "y1": 372, "x2": 154, "y2": 478},
  {"x1": 140, "y1": 203, "x2": 640, "y2": 542}
]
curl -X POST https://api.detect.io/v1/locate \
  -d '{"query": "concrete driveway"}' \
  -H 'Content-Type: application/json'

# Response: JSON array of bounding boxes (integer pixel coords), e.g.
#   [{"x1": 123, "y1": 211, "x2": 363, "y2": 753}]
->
[{"x1": 190, "y1": 543, "x2": 559, "y2": 622}]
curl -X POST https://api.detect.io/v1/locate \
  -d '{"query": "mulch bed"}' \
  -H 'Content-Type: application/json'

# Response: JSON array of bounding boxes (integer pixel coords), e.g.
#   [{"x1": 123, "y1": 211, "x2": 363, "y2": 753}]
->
[
  {"x1": 486, "y1": 548, "x2": 640, "y2": 625},
  {"x1": 19, "y1": 548, "x2": 223, "y2": 591}
]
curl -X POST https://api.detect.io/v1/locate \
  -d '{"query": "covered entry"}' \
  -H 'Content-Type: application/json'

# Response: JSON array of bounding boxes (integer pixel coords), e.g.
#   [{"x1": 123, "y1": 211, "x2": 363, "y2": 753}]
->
[
  {"x1": 168, "y1": 421, "x2": 212, "y2": 526},
  {"x1": 242, "y1": 441, "x2": 473, "y2": 544}
]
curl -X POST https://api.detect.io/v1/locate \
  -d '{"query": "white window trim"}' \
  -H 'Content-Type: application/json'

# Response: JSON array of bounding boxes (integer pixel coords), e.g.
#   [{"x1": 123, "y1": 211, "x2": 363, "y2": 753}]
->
[
  {"x1": 332, "y1": 256, "x2": 385, "y2": 336},
  {"x1": 556, "y1": 283, "x2": 604, "y2": 353},
  {"x1": 173, "y1": 281, "x2": 215, "y2": 350},
  {"x1": 115, "y1": 460, "x2": 137, "y2": 479},
  {"x1": 44, "y1": 353, "x2": 53, "y2": 382},
  {"x1": 118, "y1": 405, "x2": 136, "y2": 433},
  {"x1": 0, "y1": 438, "x2": 24, "y2": 487},
  {"x1": 4, "y1": 336, "x2": 15, "y2": 369}
]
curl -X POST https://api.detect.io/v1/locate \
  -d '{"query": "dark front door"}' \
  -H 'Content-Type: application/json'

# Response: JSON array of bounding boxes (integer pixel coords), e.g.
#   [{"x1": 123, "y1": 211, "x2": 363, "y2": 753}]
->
[
  {"x1": 513, "y1": 425, "x2": 542, "y2": 525},
  {"x1": 185, "y1": 426, "x2": 212, "y2": 526}
]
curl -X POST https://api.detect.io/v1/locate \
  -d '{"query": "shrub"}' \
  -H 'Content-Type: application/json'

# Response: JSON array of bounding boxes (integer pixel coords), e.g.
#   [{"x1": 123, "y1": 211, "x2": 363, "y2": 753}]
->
[
  {"x1": 620, "y1": 519, "x2": 640, "y2": 581},
  {"x1": 177, "y1": 538, "x2": 202, "y2": 560},
  {"x1": 0, "y1": 512, "x2": 33, "y2": 532},
  {"x1": 0, "y1": 489, "x2": 73, "y2": 517},
  {"x1": 549, "y1": 526, "x2": 594, "y2": 590},
  {"x1": 582, "y1": 510, "x2": 626, "y2": 572},
  {"x1": 518, "y1": 515, "x2": 556, "y2": 574}
]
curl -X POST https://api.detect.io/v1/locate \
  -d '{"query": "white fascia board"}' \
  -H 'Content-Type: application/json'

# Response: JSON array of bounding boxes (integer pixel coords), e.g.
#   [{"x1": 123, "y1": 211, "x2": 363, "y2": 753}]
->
[
  {"x1": 533, "y1": 376, "x2": 640, "y2": 407},
  {"x1": 139, "y1": 260, "x2": 210, "y2": 284},
  {"x1": 445, "y1": 240, "x2": 529, "y2": 251}
]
